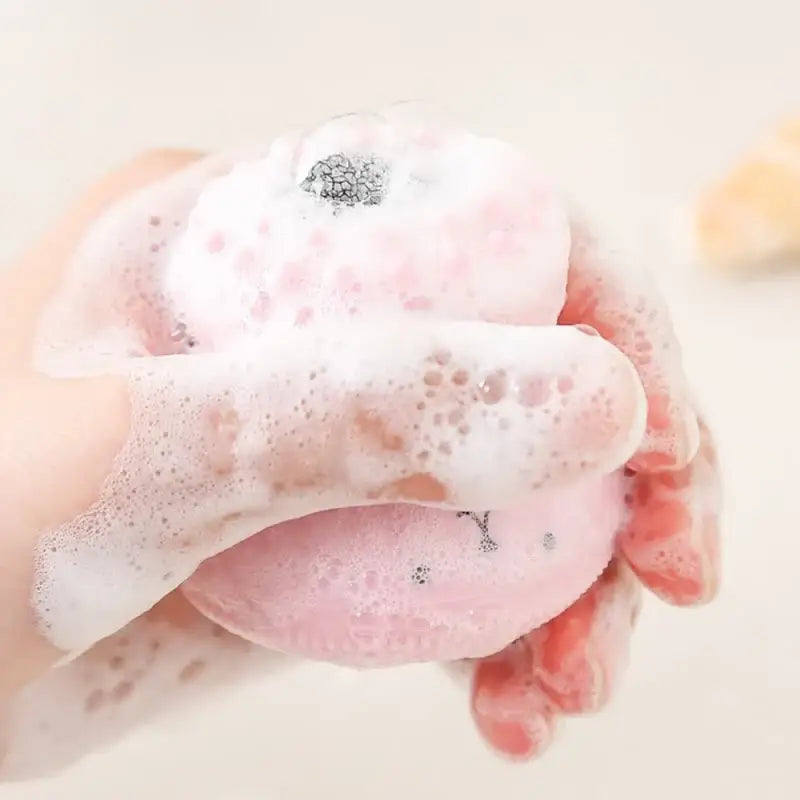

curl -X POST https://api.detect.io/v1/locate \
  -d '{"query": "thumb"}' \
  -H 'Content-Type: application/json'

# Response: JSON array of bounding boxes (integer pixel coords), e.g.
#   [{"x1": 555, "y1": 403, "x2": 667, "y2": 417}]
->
[{"x1": 31, "y1": 318, "x2": 646, "y2": 656}]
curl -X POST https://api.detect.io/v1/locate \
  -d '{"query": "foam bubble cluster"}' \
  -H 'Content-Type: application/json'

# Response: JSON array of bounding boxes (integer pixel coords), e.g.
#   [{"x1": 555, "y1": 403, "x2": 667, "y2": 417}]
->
[{"x1": 162, "y1": 111, "x2": 570, "y2": 352}]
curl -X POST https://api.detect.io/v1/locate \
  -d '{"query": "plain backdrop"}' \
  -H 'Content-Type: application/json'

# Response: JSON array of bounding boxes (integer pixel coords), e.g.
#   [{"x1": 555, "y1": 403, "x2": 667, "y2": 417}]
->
[{"x1": 1, "y1": 1, "x2": 799, "y2": 798}]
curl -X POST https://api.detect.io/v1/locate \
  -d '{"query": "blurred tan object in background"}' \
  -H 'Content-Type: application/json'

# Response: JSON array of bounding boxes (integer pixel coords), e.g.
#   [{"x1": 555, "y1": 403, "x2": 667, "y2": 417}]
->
[{"x1": 696, "y1": 117, "x2": 800, "y2": 272}]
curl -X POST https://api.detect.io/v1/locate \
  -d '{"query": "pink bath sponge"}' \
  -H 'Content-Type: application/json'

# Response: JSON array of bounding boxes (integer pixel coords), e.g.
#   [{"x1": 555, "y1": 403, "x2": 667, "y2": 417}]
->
[{"x1": 166, "y1": 110, "x2": 632, "y2": 666}]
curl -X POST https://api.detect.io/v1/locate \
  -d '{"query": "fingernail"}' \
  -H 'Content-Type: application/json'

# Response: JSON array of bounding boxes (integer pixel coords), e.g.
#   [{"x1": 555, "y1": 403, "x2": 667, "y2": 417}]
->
[{"x1": 475, "y1": 715, "x2": 555, "y2": 760}]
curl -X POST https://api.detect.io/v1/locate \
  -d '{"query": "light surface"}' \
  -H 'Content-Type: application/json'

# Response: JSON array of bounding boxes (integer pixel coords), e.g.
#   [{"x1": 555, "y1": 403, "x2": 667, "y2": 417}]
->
[{"x1": 1, "y1": 1, "x2": 799, "y2": 798}]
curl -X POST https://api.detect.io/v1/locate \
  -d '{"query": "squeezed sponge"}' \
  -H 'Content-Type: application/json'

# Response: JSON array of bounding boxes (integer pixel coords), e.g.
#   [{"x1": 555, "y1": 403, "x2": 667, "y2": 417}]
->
[{"x1": 169, "y1": 110, "x2": 628, "y2": 666}]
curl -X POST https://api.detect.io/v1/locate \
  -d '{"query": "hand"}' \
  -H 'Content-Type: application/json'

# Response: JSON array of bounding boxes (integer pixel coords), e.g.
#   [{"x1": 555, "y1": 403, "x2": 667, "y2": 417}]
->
[
  {"x1": 0, "y1": 151, "x2": 647, "y2": 778},
  {"x1": 464, "y1": 216, "x2": 722, "y2": 759}
]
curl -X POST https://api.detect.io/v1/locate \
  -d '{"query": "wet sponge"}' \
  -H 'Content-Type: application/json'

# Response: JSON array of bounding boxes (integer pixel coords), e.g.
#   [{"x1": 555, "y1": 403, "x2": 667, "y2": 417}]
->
[{"x1": 173, "y1": 110, "x2": 627, "y2": 666}]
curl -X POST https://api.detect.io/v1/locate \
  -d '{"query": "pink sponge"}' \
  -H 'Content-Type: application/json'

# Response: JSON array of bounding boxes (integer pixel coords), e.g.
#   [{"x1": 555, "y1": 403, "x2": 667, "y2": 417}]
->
[{"x1": 169, "y1": 109, "x2": 629, "y2": 666}]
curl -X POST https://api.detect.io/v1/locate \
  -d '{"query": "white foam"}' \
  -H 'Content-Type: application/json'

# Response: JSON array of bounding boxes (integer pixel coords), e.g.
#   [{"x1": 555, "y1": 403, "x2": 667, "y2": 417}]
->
[
  {"x1": 30, "y1": 109, "x2": 647, "y2": 657},
  {"x1": 163, "y1": 113, "x2": 569, "y2": 352},
  {"x1": 32, "y1": 320, "x2": 645, "y2": 653}
]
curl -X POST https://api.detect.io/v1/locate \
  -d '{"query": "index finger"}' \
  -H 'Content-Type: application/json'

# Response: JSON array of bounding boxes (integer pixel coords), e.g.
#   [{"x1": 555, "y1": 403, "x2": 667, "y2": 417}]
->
[{"x1": 558, "y1": 207, "x2": 700, "y2": 473}]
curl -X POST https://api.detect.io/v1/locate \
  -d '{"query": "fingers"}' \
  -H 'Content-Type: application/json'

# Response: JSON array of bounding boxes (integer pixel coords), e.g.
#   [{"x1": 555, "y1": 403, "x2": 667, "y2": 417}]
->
[
  {"x1": 618, "y1": 418, "x2": 721, "y2": 605},
  {"x1": 559, "y1": 207, "x2": 700, "y2": 472},
  {"x1": 468, "y1": 212, "x2": 720, "y2": 762},
  {"x1": 469, "y1": 559, "x2": 641, "y2": 760},
  {"x1": 530, "y1": 559, "x2": 641, "y2": 713},
  {"x1": 470, "y1": 639, "x2": 557, "y2": 760},
  {"x1": 0, "y1": 594, "x2": 283, "y2": 781},
  {"x1": 482, "y1": 421, "x2": 720, "y2": 760}
]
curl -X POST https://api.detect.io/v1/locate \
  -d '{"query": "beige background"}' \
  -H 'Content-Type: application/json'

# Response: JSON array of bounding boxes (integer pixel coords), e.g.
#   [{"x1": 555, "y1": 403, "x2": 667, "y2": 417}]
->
[{"x1": 1, "y1": 1, "x2": 799, "y2": 798}]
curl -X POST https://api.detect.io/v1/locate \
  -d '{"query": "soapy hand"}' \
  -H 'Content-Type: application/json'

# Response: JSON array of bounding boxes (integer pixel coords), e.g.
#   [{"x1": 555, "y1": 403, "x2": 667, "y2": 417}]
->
[
  {"x1": 0, "y1": 147, "x2": 645, "y2": 776},
  {"x1": 1, "y1": 146, "x2": 647, "y2": 663},
  {"x1": 463, "y1": 223, "x2": 721, "y2": 758},
  {"x1": 0, "y1": 108, "x2": 720, "y2": 778}
]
